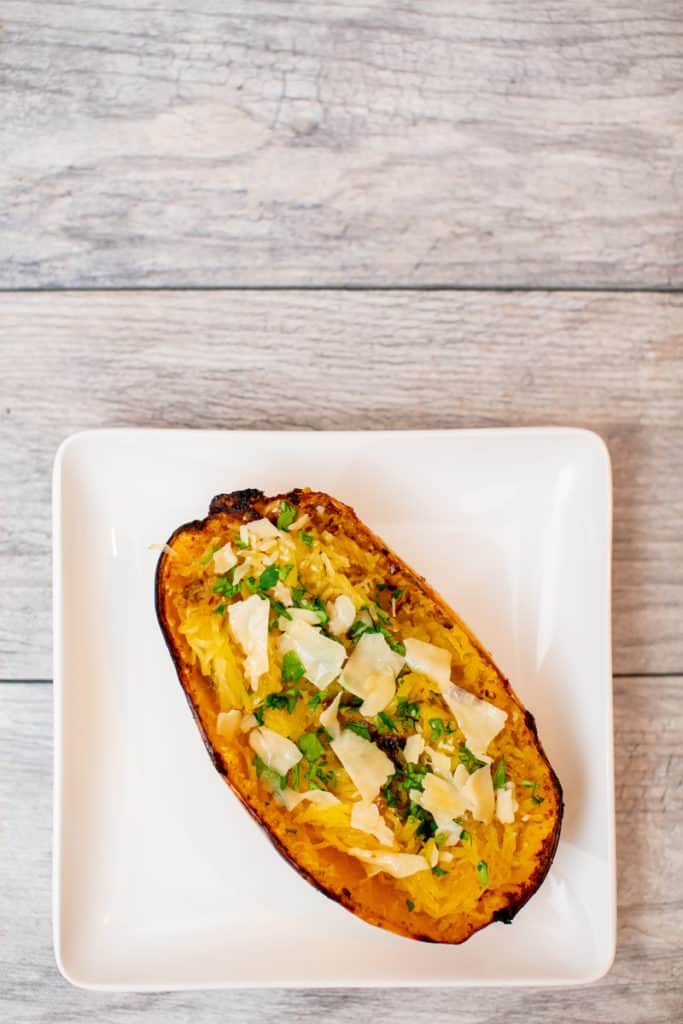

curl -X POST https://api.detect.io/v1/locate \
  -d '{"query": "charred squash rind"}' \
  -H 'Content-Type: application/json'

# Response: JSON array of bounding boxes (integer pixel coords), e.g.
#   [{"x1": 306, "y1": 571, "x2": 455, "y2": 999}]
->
[{"x1": 156, "y1": 488, "x2": 564, "y2": 944}]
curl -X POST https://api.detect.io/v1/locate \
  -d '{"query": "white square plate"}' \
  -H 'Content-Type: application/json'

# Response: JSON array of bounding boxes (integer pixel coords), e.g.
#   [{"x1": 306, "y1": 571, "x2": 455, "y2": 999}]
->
[{"x1": 53, "y1": 428, "x2": 615, "y2": 990}]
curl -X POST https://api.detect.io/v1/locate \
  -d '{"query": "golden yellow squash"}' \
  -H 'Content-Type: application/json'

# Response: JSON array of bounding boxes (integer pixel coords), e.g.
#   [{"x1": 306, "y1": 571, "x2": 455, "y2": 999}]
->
[{"x1": 156, "y1": 488, "x2": 562, "y2": 943}]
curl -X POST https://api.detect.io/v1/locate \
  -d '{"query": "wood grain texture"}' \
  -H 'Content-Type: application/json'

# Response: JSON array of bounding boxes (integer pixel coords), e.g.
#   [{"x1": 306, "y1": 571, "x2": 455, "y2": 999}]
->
[
  {"x1": 1, "y1": 289, "x2": 682, "y2": 679},
  {"x1": 1, "y1": 1, "x2": 681, "y2": 289},
  {"x1": 1, "y1": 678, "x2": 681, "y2": 1020}
]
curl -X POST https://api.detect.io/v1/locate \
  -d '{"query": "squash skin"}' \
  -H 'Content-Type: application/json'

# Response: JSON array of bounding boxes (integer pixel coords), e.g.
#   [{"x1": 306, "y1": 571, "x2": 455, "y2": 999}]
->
[{"x1": 156, "y1": 488, "x2": 563, "y2": 944}]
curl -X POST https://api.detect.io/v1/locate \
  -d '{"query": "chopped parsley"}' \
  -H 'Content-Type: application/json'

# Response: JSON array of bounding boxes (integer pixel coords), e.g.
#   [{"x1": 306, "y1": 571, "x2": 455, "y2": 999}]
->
[
  {"x1": 253, "y1": 706, "x2": 265, "y2": 726},
  {"x1": 407, "y1": 800, "x2": 437, "y2": 839},
  {"x1": 300, "y1": 531, "x2": 314, "y2": 546},
  {"x1": 276, "y1": 501, "x2": 297, "y2": 531},
  {"x1": 245, "y1": 576, "x2": 259, "y2": 593},
  {"x1": 521, "y1": 779, "x2": 545, "y2": 804},
  {"x1": 213, "y1": 603, "x2": 226, "y2": 615},
  {"x1": 200, "y1": 543, "x2": 221, "y2": 566},
  {"x1": 459, "y1": 743, "x2": 486, "y2": 774},
  {"x1": 477, "y1": 860, "x2": 489, "y2": 886},
  {"x1": 428, "y1": 718, "x2": 453, "y2": 742},
  {"x1": 434, "y1": 832, "x2": 447, "y2": 847},
  {"x1": 279, "y1": 563, "x2": 294, "y2": 582},
  {"x1": 213, "y1": 570, "x2": 240, "y2": 600},
  {"x1": 374, "y1": 711, "x2": 397, "y2": 733},
  {"x1": 492, "y1": 755, "x2": 507, "y2": 790},
  {"x1": 401, "y1": 762, "x2": 428, "y2": 792},
  {"x1": 432, "y1": 866, "x2": 448, "y2": 878},
  {"x1": 297, "y1": 732, "x2": 325, "y2": 763},
  {"x1": 345, "y1": 721, "x2": 371, "y2": 741},
  {"x1": 299, "y1": 595, "x2": 329, "y2": 625},
  {"x1": 265, "y1": 689, "x2": 300, "y2": 714},
  {"x1": 406, "y1": 898, "x2": 415, "y2": 912},
  {"x1": 396, "y1": 699, "x2": 420, "y2": 724},
  {"x1": 348, "y1": 618, "x2": 368, "y2": 642},
  {"x1": 460, "y1": 828, "x2": 472, "y2": 844},
  {"x1": 291, "y1": 586, "x2": 305, "y2": 605},
  {"x1": 307, "y1": 689, "x2": 331, "y2": 711},
  {"x1": 267, "y1": 596, "x2": 292, "y2": 620},
  {"x1": 233, "y1": 533, "x2": 250, "y2": 550},
  {"x1": 259, "y1": 564, "x2": 279, "y2": 591},
  {"x1": 282, "y1": 650, "x2": 305, "y2": 684},
  {"x1": 290, "y1": 763, "x2": 300, "y2": 790}
]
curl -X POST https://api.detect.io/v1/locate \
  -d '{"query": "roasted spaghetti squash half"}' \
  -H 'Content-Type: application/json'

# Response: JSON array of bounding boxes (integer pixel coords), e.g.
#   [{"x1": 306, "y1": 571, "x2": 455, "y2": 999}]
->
[{"x1": 156, "y1": 488, "x2": 562, "y2": 943}]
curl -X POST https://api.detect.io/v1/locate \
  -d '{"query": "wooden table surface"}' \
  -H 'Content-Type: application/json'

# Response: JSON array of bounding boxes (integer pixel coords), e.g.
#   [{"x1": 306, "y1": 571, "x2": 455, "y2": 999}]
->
[{"x1": 1, "y1": 3, "x2": 682, "y2": 1021}]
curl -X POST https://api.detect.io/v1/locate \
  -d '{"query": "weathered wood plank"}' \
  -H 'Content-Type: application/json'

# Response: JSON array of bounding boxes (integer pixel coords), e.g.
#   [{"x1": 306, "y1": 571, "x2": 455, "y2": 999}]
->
[
  {"x1": 1, "y1": 1, "x2": 681, "y2": 289},
  {"x1": 1, "y1": 290, "x2": 681, "y2": 679},
  {"x1": 1, "y1": 678, "x2": 680, "y2": 1019}
]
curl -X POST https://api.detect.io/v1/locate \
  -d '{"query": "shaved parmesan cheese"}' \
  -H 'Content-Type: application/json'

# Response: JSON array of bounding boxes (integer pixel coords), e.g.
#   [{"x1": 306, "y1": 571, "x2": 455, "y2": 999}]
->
[
  {"x1": 241, "y1": 518, "x2": 281, "y2": 545},
  {"x1": 425, "y1": 745, "x2": 452, "y2": 779},
  {"x1": 330, "y1": 729, "x2": 394, "y2": 802},
  {"x1": 278, "y1": 788, "x2": 340, "y2": 811},
  {"x1": 249, "y1": 727, "x2": 302, "y2": 776},
  {"x1": 442, "y1": 684, "x2": 507, "y2": 756},
  {"x1": 288, "y1": 513, "x2": 310, "y2": 532},
  {"x1": 280, "y1": 608, "x2": 320, "y2": 627},
  {"x1": 212, "y1": 541, "x2": 237, "y2": 574},
  {"x1": 452, "y1": 763, "x2": 470, "y2": 789},
  {"x1": 444, "y1": 824, "x2": 463, "y2": 846},
  {"x1": 216, "y1": 709, "x2": 241, "y2": 738},
  {"x1": 350, "y1": 801, "x2": 395, "y2": 847},
  {"x1": 439, "y1": 850, "x2": 454, "y2": 864},
  {"x1": 496, "y1": 781, "x2": 518, "y2": 824},
  {"x1": 462, "y1": 764, "x2": 495, "y2": 823},
  {"x1": 404, "y1": 637, "x2": 451, "y2": 690},
  {"x1": 227, "y1": 594, "x2": 270, "y2": 690},
  {"x1": 404, "y1": 733, "x2": 425, "y2": 764},
  {"x1": 328, "y1": 594, "x2": 356, "y2": 637},
  {"x1": 279, "y1": 618, "x2": 346, "y2": 689},
  {"x1": 240, "y1": 713, "x2": 258, "y2": 733},
  {"x1": 233, "y1": 560, "x2": 254, "y2": 584},
  {"x1": 339, "y1": 632, "x2": 404, "y2": 716},
  {"x1": 319, "y1": 692, "x2": 343, "y2": 739},
  {"x1": 348, "y1": 848, "x2": 430, "y2": 879},
  {"x1": 413, "y1": 773, "x2": 467, "y2": 829},
  {"x1": 272, "y1": 581, "x2": 292, "y2": 606}
]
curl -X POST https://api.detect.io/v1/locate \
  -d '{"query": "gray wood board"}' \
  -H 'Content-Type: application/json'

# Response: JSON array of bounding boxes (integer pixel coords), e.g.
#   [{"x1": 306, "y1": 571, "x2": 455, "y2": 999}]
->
[
  {"x1": 1, "y1": 679, "x2": 681, "y2": 1021},
  {"x1": 1, "y1": 289, "x2": 681, "y2": 679},
  {"x1": 1, "y1": 1, "x2": 682, "y2": 289}
]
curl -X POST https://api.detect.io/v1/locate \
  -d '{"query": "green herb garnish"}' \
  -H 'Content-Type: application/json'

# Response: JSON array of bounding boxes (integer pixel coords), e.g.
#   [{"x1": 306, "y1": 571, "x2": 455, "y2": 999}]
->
[
  {"x1": 300, "y1": 595, "x2": 329, "y2": 625},
  {"x1": 253, "y1": 706, "x2": 264, "y2": 726},
  {"x1": 532, "y1": 793, "x2": 545, "y2": 805},
  {"x1": 267, "y1": 597, "x2": 292, "y2": 620},
  {"x1": 307, "y1": 689, "x2": 331, "y2": 711},
  {"x1": 290, "y1": 763, "x2": 300, "y2": 790},
  {"x1": 297, "y1": 732, "x2": 325, "y2": 763},
  {"x1": 477, "y1": 860, "x2": 489, "y2": 886},
  {"x1": 213, "y1": 569, "x2": 240, "y2": 600},
  {"x1": 291, "y1": 586, "x2": 305, "y2": 605},
  {"x1": 428, "y1": 718, "x2": 453, "y2": 742},
  {"x1": 374, "y1": 711, "x2": 397, "y2": 733},
  {"x1": 397, "y1": 699, "x2": 420, "y2": 723},
  {"x1": 200, "y1": 543, "x2": 221, "y2": 566},
  {"x1": 259, "y1": 564, "x2": 279, "y2": 590},
  {"x1": 401, "y1": 762, "x2": 428, "y2": 792},
  {"x1": 492, "y1": 755, "x2": 507, "y2": 790},
  {"x1": 432, "y1": 866, "x2": 448, "y2": 878},
  {"x1": 213, "y1": 603, "x2": 226, "y2": 615},
  {"x1": 434, "y1": 832, "x2": 447, "y2": 847},
  {"x1": 282, "y1": 650, "x2": 305, "y2": 684},
  {"x1": 406, "y1": 898, "x2": 415, "y2": 912},
  {"x1": 521, "y1": 779, "x2": 546, "y2": 804},
  {"x1": 265, "y1": 689, "x2": 300, "y2": 714},
  {"x1": 279, "y1": 563, "x2": 294, "y2": 582},
  {"x1": 459, "y1": 743, "x2": 486, "y2": 774},
  {"x1": 300, "y1": 531, "x2": 313, "y2": 546},
  {"x1": 460, "y1": 828, "x2": 471, "y2": 843},
  {"x1": 234, "y1": 533, "x2": 250, "y2": 550},
  {"x1": 345, "y1": 721, "x2": 371, "y2": 741},
  {"x1": 277, "y1": 501, "x2": 297, "y2": 531}
]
